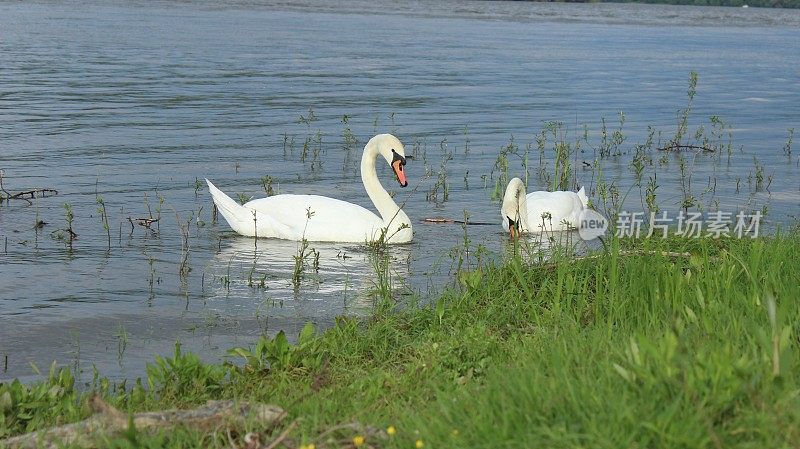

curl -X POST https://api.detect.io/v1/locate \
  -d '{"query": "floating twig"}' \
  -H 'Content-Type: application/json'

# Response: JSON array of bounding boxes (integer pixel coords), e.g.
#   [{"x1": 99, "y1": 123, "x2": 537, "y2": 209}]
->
[
  {"x1": 1, "y1": 188, "x2": 58, "y2": 206},
  {"x1": 10, "y1": 188, "x2": 59, "y2": 199},
  {"x1": 0, "y1": 168, "x2": 59, "y2": 206},
  {"x1": 657, "y1": 143, "x2": 712, "y2": 152},
  {"x1": 127, "y1": 217, "x2": 159, "y2": 232},
  {"x1": 421, "y1": 217, "x2": 494, "y2": 226},
  {"x1": 137, "y1": 217, "x2": 159, "y2": 227}
]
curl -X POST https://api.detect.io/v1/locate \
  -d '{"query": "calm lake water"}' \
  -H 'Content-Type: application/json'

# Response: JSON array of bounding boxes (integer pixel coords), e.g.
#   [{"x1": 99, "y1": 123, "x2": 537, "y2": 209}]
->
[{"x1": 1, "y1": 0, "x2": 798, "y2": 383}]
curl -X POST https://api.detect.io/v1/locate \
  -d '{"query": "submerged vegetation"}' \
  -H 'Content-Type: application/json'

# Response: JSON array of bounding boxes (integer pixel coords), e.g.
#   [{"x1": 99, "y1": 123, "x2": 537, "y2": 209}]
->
[{"x1": 2, "y1": 230, "x2": 800, "y2": 447}]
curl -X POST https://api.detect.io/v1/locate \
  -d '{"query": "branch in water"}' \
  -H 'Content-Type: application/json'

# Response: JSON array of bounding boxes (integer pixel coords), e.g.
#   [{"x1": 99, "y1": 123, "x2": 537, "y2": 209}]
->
[{"x1": 657, "y1": 143, "x2": 712, "y2": 152}]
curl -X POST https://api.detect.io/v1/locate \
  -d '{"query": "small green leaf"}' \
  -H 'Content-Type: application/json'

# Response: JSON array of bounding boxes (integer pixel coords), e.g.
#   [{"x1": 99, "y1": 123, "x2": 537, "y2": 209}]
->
[
  {"x1": 227, "y1": 347, "x2": 253, "y2": 360},
  {"x1": 435, "y1": 297, "x2": 445, "y2": 324},
  {"x1": 299, "y1": 322, "x2": 315, "y2": 346},
  {"x1": 612, "y1": 363, "x2": 633, "y2": 383},
  {"x1": 0, "y1": 391, "x2": 12, "y2": 412}
]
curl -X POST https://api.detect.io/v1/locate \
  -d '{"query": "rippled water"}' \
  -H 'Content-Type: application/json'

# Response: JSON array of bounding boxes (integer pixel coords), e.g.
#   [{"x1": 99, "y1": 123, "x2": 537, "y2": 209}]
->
[{"x1": 1, "y1": 0, "x2": 799, "y2": 382}]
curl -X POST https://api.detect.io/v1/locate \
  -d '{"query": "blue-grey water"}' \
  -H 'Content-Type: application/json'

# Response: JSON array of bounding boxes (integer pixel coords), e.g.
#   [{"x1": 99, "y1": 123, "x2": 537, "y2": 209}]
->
[{"x1": 1, "y1": 0, "x2": 799, "y2": 383}]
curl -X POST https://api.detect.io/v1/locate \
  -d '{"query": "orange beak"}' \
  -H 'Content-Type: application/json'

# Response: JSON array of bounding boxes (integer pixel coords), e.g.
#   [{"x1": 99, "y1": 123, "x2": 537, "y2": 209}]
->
[
  {"x1": 508, "y1": 217, "x2": 519, "y2": 239},
  {"x1": 392, "y1": 160, "x2": 408, "y2": 187}
]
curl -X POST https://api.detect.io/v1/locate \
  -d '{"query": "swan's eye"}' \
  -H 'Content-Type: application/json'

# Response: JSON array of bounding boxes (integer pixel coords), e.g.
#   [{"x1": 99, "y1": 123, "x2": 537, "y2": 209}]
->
[
  {"x1": 391, "y1": 149, "x2": 406, "y2": 166},
  {"x1": 507, "y1": 216, "x2": 518, "y2": 229}
]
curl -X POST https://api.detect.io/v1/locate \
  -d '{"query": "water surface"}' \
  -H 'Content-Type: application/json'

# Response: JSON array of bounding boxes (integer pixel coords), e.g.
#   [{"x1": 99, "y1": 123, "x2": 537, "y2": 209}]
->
[{"x1": 1, "y1": 0, "x2": 798, "y2": 382}]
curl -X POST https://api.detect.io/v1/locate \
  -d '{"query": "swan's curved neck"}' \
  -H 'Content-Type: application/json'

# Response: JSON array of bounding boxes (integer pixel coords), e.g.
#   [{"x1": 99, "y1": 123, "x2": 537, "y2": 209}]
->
[
  {"x1": 362, "y1": 143, "x2": 410, "y2": 228},
  {"x1": 513, "y1": 181, "x2": 530, "y2": 232}
]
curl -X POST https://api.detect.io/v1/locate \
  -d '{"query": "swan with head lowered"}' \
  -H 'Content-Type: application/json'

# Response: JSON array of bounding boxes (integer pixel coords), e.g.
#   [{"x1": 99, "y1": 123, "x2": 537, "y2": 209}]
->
[
  {"x1": 207, "y1": 134, "x2": 412, "y2": 243},
  {"x1": 501, "y1": 177, "x2": 589, "y2": 238}
]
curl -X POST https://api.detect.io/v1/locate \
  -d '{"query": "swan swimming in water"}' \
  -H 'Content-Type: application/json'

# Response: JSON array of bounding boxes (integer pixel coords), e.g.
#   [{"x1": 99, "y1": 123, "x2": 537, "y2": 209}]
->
[
  {"x1": 207, "y1": 134, "x2": 412, "y2": 243},
  {"x1": 501, "y1": 177, "x2": 589, "y2": 238}
]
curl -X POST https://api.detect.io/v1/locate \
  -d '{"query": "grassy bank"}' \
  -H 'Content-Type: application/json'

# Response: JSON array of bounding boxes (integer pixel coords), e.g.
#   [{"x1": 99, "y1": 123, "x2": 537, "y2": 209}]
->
[{"x1": 2, "y1": 230, "x2": 800, "y2": 448}]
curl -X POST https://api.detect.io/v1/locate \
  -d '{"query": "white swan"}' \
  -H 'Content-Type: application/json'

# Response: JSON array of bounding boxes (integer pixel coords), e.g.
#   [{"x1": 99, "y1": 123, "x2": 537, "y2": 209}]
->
[
  {"x1": 501, "y1": 177, "x2": 589, "y2": 238},
  {"x1": 207, "y1": 134, "x2": 412, "y2": 244}
]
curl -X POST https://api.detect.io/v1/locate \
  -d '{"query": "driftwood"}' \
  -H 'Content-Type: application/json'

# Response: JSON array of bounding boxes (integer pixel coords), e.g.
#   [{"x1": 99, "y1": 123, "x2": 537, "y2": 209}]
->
[
  {"x1": 657, "y1": 143, "x2": 712, "y2": 152},
  {"x1": 127, "y1": 217, "x2": 159, "y2": 234},
  {"x1": 1, "y1": 396, "x2": 285, "y2": 449},
  {"x1": 0, "y1": 189, "x2": 58, "y2": 205},
  {"x1": 9, "y1": 189, "x2": 59, "y2": 200},
  {"x1": 0, "y1": 169, "x2": 58, "y2": 206},
  {"x1": 421, "y1": 217, "x2": 494, "y2": 226}
]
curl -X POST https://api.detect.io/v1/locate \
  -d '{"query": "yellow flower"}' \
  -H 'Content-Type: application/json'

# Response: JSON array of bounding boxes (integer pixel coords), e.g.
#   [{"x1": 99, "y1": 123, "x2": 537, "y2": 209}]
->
[
  {"x1": 387, "y1": 426, "x2": 397, "y2": 436},
  {"x1": 353, "y1": 435, "x2": 365, "y2": 447},
  {"x1": 415, "y1": 439, "x2": 425, "y2": 448},
  {"x1": 307, "y1": 445, "x2": 316, "y2": 449},
  {"x1": 451, "y1": 429, "x2": 459, "y2": 437}
]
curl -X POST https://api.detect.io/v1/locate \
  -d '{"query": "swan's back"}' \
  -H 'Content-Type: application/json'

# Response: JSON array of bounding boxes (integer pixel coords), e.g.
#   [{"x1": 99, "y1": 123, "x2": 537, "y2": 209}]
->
[
  {"x1": 244, "y1": 194, "x2": 391, "y2": 242},
  {"x1": 525, "y1": 190, "x2": 584, "y2": 230}
]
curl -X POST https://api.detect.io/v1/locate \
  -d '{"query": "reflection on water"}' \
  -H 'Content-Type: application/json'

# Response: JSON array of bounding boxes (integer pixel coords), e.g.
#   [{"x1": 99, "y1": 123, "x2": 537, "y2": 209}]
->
[
  {"x1": 205, "y1": 236, "x2": 413, "y2": 316},
  {"x1": 500, "y1": 230, "x2": 602, "y2": 263},
  {"x1": 0, "y1": 234, "x2": 414, "y2": 384}
]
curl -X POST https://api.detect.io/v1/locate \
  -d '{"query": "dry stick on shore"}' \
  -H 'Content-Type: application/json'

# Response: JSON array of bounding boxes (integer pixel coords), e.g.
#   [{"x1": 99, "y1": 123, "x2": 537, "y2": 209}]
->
[{"x1": 0, "y1": 396, "x2": 285, "y2": 449}]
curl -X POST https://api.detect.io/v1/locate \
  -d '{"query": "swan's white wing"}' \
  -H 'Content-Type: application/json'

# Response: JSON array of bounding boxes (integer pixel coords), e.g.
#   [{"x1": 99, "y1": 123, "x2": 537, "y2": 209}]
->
[
  {"x1": 207, "y1": 179, "x2": 296, "y2": 238},
  {"x1": 525, "y1": 190, "x2": 584, "y2": 230},
  {"x1": 244, "y1": 194, "x2": 386, "y2": 242}
]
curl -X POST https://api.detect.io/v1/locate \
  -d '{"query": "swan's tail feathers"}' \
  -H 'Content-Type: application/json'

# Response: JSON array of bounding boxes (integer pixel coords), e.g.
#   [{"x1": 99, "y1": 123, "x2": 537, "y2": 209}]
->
[
  {"x1": 206, "y1": 179, "x2": 255, "y2": 236},
  {"x1": 577, "y1": 186, "x2": 590, "y2": 209}
]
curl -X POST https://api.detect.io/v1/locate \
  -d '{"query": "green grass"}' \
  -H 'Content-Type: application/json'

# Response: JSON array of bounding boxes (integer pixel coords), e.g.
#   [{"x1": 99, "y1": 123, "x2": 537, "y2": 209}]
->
[{"x1": 2, "y1": 230, "x2": 800, "y2": 448}]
